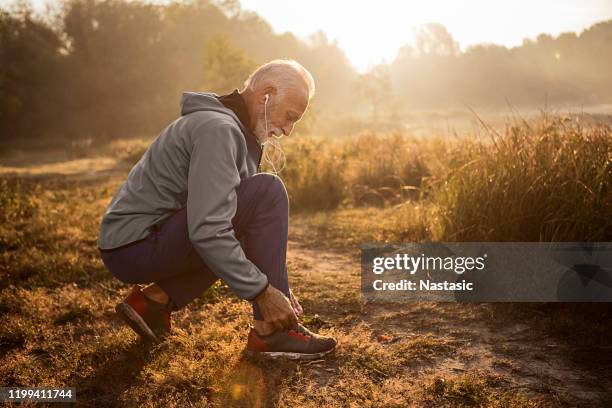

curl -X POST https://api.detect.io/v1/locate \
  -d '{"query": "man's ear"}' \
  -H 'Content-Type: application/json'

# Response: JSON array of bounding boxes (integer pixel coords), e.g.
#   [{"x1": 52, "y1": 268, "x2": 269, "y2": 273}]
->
[{"x1": 261, "y1": 86, "x2": 277, "y2": 103}]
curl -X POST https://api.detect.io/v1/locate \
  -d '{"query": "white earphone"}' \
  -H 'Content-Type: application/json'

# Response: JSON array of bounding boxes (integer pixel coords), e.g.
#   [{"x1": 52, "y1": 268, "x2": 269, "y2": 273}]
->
[
  {"x1": 263, "y1": 94, "x2": 270, "y2": 138},
  {"x1": 261, "y1": 93, "x2": 285, "y2": 174}
]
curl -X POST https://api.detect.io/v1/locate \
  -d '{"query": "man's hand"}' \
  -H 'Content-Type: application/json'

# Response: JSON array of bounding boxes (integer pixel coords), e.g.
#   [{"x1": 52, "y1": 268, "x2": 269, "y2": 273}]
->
[
  {"x1": 254, "y1": 285, "x2": 298, "y2": 331},
  {"x1": 289, "y1": 288, "x2": 303, "y2": 317}
]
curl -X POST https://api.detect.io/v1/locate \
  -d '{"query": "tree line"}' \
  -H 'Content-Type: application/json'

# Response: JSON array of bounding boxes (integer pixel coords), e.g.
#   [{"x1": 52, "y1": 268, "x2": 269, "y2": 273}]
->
[{"x1": 1, "y1": 0, "x2": 611, "y2": 143}]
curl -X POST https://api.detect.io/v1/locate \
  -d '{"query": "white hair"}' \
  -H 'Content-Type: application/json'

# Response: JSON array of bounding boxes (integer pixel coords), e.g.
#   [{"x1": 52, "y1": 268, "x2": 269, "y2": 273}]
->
[{"x1": 243, "y1": 59, "x2": 315, "y2": 99}]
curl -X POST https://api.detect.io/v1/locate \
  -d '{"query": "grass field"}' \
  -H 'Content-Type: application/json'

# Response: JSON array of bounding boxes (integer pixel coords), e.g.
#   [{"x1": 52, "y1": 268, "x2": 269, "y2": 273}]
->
[{"x1": 1, "y1": 115, "x2": 611, "y2": 407}]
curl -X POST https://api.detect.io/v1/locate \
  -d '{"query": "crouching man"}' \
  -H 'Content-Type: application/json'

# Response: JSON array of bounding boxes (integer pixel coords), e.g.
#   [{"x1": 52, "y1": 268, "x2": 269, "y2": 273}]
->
[{"x1": 97, "y1": 59, "x2": 336, "y2": 360}]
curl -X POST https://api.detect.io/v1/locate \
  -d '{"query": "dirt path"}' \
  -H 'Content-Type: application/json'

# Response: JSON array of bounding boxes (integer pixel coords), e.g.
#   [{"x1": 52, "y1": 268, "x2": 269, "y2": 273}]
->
[{"x1": 286, "y1": 223, "x2": 612, "y2": 406}]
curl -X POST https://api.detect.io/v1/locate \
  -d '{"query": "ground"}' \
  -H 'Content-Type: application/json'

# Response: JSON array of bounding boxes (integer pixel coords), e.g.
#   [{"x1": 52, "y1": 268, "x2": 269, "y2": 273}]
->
[{"x1": 0, "y1": 145, "x2": 610, "y2": 407}]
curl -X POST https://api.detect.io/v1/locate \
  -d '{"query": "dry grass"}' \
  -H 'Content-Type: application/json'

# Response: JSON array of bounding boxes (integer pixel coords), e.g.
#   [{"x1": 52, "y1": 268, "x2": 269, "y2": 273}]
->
[
  {"x1": 1, "y1": 114, "x2": 611, "y2": 406},
  {"x1": 284, "y1": 115, "x2": 610, "y2": 241},
  {"x1": 429, "y1": 115, "x2": 612, "y2": 241}
]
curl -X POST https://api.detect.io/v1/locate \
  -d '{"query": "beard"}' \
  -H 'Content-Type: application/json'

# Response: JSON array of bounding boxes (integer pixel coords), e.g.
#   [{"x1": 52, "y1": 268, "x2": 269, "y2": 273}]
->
[{"x1": 253, "y1": 108, "x2": 282, "y2": 145}]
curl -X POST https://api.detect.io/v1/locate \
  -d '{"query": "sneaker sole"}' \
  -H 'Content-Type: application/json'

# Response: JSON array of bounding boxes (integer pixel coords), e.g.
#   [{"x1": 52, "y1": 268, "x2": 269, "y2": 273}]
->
[
  {"x1": 246, "y1": 346, "x2": 336, "y2": 361},
  {"x1": 115, "y1": 302, "x2": 159, "y2": 343}
]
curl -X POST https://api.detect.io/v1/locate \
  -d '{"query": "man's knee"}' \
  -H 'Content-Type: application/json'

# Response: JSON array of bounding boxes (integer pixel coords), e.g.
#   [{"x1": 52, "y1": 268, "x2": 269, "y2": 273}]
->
[
  {"x1": 251, "y1": 173, "x2": 289, "y2": 207},
  {"x1": 265, "y1": 173, "x2": 289, "y2": 205},
  {"x1": 100, "y1": 250, "x2": 145, "y2": 284}
]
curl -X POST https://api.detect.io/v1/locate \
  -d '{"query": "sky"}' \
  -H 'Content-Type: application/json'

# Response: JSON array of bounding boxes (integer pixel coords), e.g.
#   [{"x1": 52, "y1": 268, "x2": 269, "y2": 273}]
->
[
  {"x1": 4, "y1": 0, "x2": 612, "y2": 72},
  {"x1": 239, "y1": 0, "x2": 612, "y2": 72}
]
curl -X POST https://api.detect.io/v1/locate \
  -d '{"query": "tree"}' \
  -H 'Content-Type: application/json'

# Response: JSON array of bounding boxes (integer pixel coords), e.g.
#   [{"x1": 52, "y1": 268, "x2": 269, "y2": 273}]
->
[
  {"x1": 415, "y1": 23, "x2": 459, "y2": 56},
  {"x1": 357, "y1": 64, "x2": 393, "y2": 124},
  {"x1": 202, "y1": 33, "x2": 256, "y2": 93},
  {"x1": 0, "y1": 5, "x2": 66, "y2": 140}
]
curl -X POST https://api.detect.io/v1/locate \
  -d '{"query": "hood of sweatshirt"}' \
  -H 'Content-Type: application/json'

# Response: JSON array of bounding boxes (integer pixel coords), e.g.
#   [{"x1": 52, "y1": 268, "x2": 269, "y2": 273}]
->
[
  {"x1": 180, "y1": 92, "x2": 250, "y2": 136},
  {"x1": 180, "y1": 91, "x2": 264, "y2": 169}
]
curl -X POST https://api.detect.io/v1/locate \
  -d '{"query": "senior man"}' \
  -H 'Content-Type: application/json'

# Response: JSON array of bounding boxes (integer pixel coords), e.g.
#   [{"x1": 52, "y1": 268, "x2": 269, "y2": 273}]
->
[{"x1": 98, "y1": 59, "x2": 336, "y2": 360}]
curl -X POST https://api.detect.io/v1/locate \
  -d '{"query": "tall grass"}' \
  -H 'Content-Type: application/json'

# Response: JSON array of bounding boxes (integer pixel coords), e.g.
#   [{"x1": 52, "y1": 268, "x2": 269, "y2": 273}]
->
[
  {"x1": 276, "y1": 132, "x2": 438, "y2": 211},
  {"x1": 430, "y1": 115, "x2": 611, "y2": 241},
  {"x1": 280, "y1": 115, "x2": 611, "y2": 242},
  {"x1": 278, "y1": 137, "x2": 346, "y2": 211}
]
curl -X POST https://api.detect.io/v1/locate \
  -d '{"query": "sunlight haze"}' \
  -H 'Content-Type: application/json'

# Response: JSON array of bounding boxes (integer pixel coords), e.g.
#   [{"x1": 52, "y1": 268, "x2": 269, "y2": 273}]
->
[{"x1": 239, "y1": 0, "x2": 612, "y2": 71}]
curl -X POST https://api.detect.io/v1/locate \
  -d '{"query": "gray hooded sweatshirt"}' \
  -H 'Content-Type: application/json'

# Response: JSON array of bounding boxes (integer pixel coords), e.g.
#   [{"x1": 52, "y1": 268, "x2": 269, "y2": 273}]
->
[{"x1": 98, "y1": 92, "x2": 268, "y2": 301}]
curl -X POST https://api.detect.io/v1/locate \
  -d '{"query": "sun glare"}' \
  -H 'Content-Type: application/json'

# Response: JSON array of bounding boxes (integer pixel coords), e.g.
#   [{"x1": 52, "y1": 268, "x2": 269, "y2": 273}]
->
[{"x1": 239, "y1": 0, "x2": 612, "y2": 72}]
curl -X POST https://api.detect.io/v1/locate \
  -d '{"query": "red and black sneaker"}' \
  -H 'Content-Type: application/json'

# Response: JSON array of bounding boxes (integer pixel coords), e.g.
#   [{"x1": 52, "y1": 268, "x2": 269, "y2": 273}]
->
[
  {"x1": 115, "y1": 285, "x2": 173, "y2": 343},
  {"x1": 246, "y1": 323, "x2": 337, "y2": 360}
]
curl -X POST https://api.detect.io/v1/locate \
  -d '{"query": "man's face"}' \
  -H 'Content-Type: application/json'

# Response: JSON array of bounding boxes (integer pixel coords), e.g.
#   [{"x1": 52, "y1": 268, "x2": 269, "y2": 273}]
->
[{"x1": 253, "y1": 85, "x2": 309, "y2": 144}]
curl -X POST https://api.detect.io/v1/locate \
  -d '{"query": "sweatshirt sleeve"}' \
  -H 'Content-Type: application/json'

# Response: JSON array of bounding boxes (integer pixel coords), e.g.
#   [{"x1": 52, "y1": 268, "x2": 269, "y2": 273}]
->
[{"x1": 186, "y1": 119, "x2": 269, "y2": 301}]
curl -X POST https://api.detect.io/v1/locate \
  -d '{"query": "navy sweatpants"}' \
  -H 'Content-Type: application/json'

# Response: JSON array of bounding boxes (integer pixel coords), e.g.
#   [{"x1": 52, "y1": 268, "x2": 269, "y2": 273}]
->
[{"x1": 99, "y1": 173, "x2": 290, "y2": 320}]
